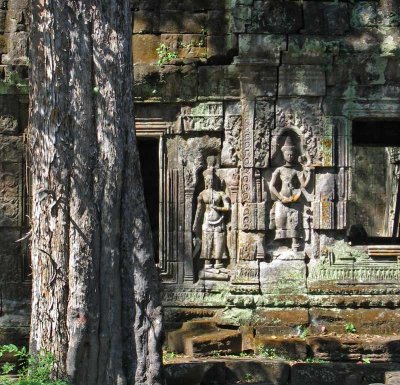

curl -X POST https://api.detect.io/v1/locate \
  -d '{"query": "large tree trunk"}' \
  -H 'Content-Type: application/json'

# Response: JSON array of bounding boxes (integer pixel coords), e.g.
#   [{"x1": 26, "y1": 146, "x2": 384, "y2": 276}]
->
[{"x1": 29, "y1": 1, "x2": 163, "y2": 384}]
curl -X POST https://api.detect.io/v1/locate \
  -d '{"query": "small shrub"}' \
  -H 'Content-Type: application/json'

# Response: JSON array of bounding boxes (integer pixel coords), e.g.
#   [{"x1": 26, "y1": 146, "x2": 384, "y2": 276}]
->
[
  {"x1": 244, "y1": 372, "x2": 254, "y2": 382},
  {"x1": 257, "y1": 346, "x2": 276, "y2": 359},
  {"x1": 0, "y1": 344, "x2": 69, "y2": 385},
  {"x1": 304, "y1": 357, "x2": 325, "y2": 363},
  {"x1": 344, "y1": 322, "x2": 357, "y2": 334},
  {"x1": 155, "y1": 44, "x2": 178, "y2": 66},
  {"x1": 298, "y1": 326, "x2": 309, "y2": 339}
]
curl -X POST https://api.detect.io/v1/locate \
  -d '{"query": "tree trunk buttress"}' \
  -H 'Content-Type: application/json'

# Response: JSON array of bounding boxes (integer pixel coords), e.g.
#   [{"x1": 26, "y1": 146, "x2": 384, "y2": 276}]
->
[{"x1": 29, "y1": 2, "x2": 163, "y2": 385}]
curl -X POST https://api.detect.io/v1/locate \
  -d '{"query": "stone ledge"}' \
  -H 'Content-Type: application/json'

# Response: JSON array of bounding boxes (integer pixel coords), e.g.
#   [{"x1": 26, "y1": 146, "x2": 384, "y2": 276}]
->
[{"x1": 164, "y1": 359, "x2": 400, "y2": 385}]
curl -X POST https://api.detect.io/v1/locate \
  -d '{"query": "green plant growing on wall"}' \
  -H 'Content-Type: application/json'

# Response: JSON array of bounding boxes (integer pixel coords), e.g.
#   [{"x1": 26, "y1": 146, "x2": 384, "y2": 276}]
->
[
  {"x1": 156, "y1": 43, "x2": 178, "y2": 66},
  {"x1": 243, "y1": 373, "x2": 254, "y2": 382},
  {"x1": 257, "y1": 346, "x2": 277, "y2": 359},
  {"x1": 0, "y1": 344, "x2": 69, "y2": 385},
  {"x1": 344, "y1": 322, "x2": 357, "y2": 334},
  {"x1": 0, "y1": 70, "x2": 29, "y2": 94},
  {"x1": 298, "y1": 325, "x2": 309, "y2": 339},
  {"x1": 210, "y1": 350, "x2": 221, "y2": 358},
  {"x1": 304, "y1": 357, "x2": 325, "y2": 363}
]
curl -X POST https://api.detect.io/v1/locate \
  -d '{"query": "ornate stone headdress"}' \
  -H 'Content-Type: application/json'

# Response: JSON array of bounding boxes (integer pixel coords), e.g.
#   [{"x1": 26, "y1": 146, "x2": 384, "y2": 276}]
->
[
  {"x1": 281, "y1": 135, "x2": 296, "y2": 153},
  {"x1": 203, "y1": 166, "x2": 215, "y2": 178}
]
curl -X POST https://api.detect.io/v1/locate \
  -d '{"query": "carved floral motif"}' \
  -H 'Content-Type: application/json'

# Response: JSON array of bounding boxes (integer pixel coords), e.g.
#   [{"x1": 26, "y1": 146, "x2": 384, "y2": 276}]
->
[{"x1": 275, "y1": 103, "x2": 329, "y2": 166}]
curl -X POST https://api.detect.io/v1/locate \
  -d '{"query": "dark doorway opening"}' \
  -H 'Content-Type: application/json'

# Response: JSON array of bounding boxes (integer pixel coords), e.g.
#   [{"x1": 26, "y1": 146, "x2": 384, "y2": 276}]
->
[
  {"x1": 350, "y1": 120, "x2": 400, "y2": 244},
  {"x1": 137, "y1": 138, "x2": 159, "y2": 263}
]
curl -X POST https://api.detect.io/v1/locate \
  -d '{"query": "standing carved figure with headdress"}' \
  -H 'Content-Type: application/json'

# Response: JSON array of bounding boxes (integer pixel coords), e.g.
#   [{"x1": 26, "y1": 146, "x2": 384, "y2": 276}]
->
[
  {"x1": 269, "y1": 135, "x2": 312, "y2": 251},
  {"x1": 193, "y1": 166, "x2": 231, "y2": 272}
]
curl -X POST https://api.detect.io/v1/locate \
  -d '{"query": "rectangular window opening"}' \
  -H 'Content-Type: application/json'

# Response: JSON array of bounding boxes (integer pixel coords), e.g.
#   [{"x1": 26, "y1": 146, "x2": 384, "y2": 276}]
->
[
  {"x1": 137, "y1": 137, "x2": 160, "y2": 263},
  {"x1": 349, "y1": 120, "x2": 400, "y2": 245}
]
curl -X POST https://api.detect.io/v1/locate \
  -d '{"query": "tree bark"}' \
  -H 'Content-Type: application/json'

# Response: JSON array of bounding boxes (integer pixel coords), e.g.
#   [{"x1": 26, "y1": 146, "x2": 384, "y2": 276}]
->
[{"x1": 29, "y1": 1, "x2": 163, "y2": 384}]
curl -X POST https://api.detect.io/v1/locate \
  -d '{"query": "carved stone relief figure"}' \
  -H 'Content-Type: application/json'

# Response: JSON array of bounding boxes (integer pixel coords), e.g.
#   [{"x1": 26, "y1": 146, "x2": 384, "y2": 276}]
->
[
  {"x1": 269, "y1": 134, "x2": 312, "y2": 251},
  {"x1": 193, "y1": 166, "x2": 231, "y2": 278}
]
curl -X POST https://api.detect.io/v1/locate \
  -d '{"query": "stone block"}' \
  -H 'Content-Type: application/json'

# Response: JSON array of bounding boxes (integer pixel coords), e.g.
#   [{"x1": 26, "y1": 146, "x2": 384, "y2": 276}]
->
[
  {"x1": 183, "y1": 0, "x2": 224, "y2": 11},
  {"x1": 187, "y1": 330, "x2": 242, "y2": 356},
  {"x1": 0, "y1": 228, "x2": 22, "y2": 280},
  {"x1": 207, "y1": 35, "x2": 238, "y2": 63},
  {"x1": 0, "y1": 162, "x2": 22, "y2": 227},
  {"x1": 303, "y1": 2, "x2": 349, "y2": 35},
  {"x1": 0, "y1": 327, "x2": 29, "y2": 347},
  {"x1": 238, "y1": 34, "x2": 286, "y2": 65},
  {"x1": 230, "y1": 262, "x2": 261, "y2": 295},
  {"x1": 238, "y1": 65, "x2": 277, "y2": 99},
  {"x1": 131, "y1": 0, "x2": 160, "y2": 11},
  {"x1": 133, "y1": 10, "x2": 159, "y2": 33},
  {"x1": 158, "y1": 34, "x2": 207, "y2": 60},
  {"x1": 308, "y1": 308, "x2": 400, "y2": 335},
  {"x1": 223, "y1": 360, "x2": 291, "y2": 385},
  {"x1": 253, "y1": 308, "x2": 309, "y2": 336},
  {"x1": 198, "y1": 65, "x2": 240, "y2": 100},
  {"x1": 351, "y1": 1, "x2": 379, "y2": 28},
  {"x1": 180, "y1": 102, "x2": 224, "y2": 132},
  {"x1": 260, "y1": 256, "x2": 307, "y2": 295},
  {"x1": 0, "y1": 114, "x2": 18, "y2": 134},
  {"x1": 134, "y1": 64, "x2": 197, "y2": 102},
  {"x1": 7, "y1": 0, "x2": 29, "y2": 10},
  {"x1": 255, "y1": 337, "x2": 308, "y2": 360},
  {"x1": 4, "y1": 9, "x2": 26, "y2": 33},
  {"x1": 132, "y1": 34, "x2": 160, "y2": 64},
  {"x1": 167, "y1": 320, "x2": 242, "y2": 356},
  {"x1": 164, "y1": 307, "x2": 216, "y2": 329},
  {"x1": 307, "y1": 336, "x2": 400, "y2": 362},
  {"x1": 159, "y1": 11, "x2": 207, "y2": 33},
  {"x1": 207, "y1": 10, "x2": 229, "y2": 35},
  {"x1": 164, "y1": 360, "x2": 291, "y2": 385},
  {"x1": 0, "y1": 136, "x2": 23, "y2": 162},
  {"x1": 385, "y1": 58, "x2": 400, "y2": 84},
  {"x1": 0, "y1": 35, "x2": 7, "y2": 54},
  {"x1": 164, "y1": 361, "x2": 226, "y2": 385},
  {"x1": 279, "y1": 65, "x2": 326, "y2": 96},
  {"x1": 291, "y1": 363, "x2": 400, "y2": 385},
  {"x1": 248, "y1": 0, "x2": 302, "y2": 34},
  {"x1": 0, "y1": 10, "x2": 6, "y2": 33},
  {"x1": 167, "y1": 320, "x2": 218, "y2": 353},
  {"x1": 284, "y1": 36, "x2": 336, "y2": 66},
  {"x1": 229, "y1": 5, "x2": 252, "y2": 33},
  {"x1": 238, "y1": 204, "x2": 267, "y2": 231},
  {"x1": 386, "y1": 371, "x2": 400, "y2": 385},
  {"x1": 2, "y1": 32, "x2": 28, "y2": 65},
  {"x1": 328, "y1": 54, "x2": 388, "y2": 86}
]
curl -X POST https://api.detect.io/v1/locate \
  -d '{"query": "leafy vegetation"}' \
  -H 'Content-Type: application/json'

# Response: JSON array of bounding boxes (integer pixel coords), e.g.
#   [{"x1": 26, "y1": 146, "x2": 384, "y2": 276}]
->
[
  {"x1": 257, "y1": 346, "x2": 277, "y2": 359},
  {"x1": 344, "y1": 322, "x2": 357, "y2": 334},
  {"x1": 155, "y1": 43, "x2": 178, "y2": 66},
  {"x1": 298, "y1": 326, "x2": 309, "y2": 339},
  {"x1": 0, "y1": 345, "x2": 69, "y2": 385}
]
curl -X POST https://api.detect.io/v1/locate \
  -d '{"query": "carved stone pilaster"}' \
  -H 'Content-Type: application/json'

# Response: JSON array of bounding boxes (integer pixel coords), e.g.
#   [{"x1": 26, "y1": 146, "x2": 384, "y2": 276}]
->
[
  {"x1": 0, "y1": 162, "x2": 22, "y2": 227},
  {"x1": 313, "y1": 172, "x2": 335, "y2": 230},
  {"x1": 240, "y1": 168, "x2": 255, "y2": 204},
  {"x1": 242, "y1": 100, "x2": 255, "y2": 168},
  {"x1": 254, "y1": 99, "x2": 274, "y2": 168},
  {"x1": 184, "y1": 186, "x2": 195, "y2": 283}
]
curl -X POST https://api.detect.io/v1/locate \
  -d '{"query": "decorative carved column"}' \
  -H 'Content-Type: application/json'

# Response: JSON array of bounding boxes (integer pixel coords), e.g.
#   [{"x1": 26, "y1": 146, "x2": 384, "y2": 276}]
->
[{"x1": 183, "y1": 185, "x2": 195, "y2": 283}]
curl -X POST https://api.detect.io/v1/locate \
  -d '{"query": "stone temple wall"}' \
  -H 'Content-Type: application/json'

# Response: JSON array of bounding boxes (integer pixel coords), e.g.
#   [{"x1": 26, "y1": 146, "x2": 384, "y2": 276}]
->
[
  {"x1": 1, "y1": 0, "x2": 400, "y2": 346},
  {"x1": 132, "y1": 0, "x2": 400, "y2": 335},
  {"x1": 0, "y1": 0, "x2": 30, "y2": 345}
]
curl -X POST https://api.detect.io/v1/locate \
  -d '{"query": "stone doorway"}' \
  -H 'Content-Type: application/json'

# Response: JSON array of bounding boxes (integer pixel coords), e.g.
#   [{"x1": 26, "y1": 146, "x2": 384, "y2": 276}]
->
[
  {"x1": 137, "y1": 137, "x2": 160, "y2": 263},
  {"x1": 350, "y1": 120, "x2": 400, "y2": 242}
]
